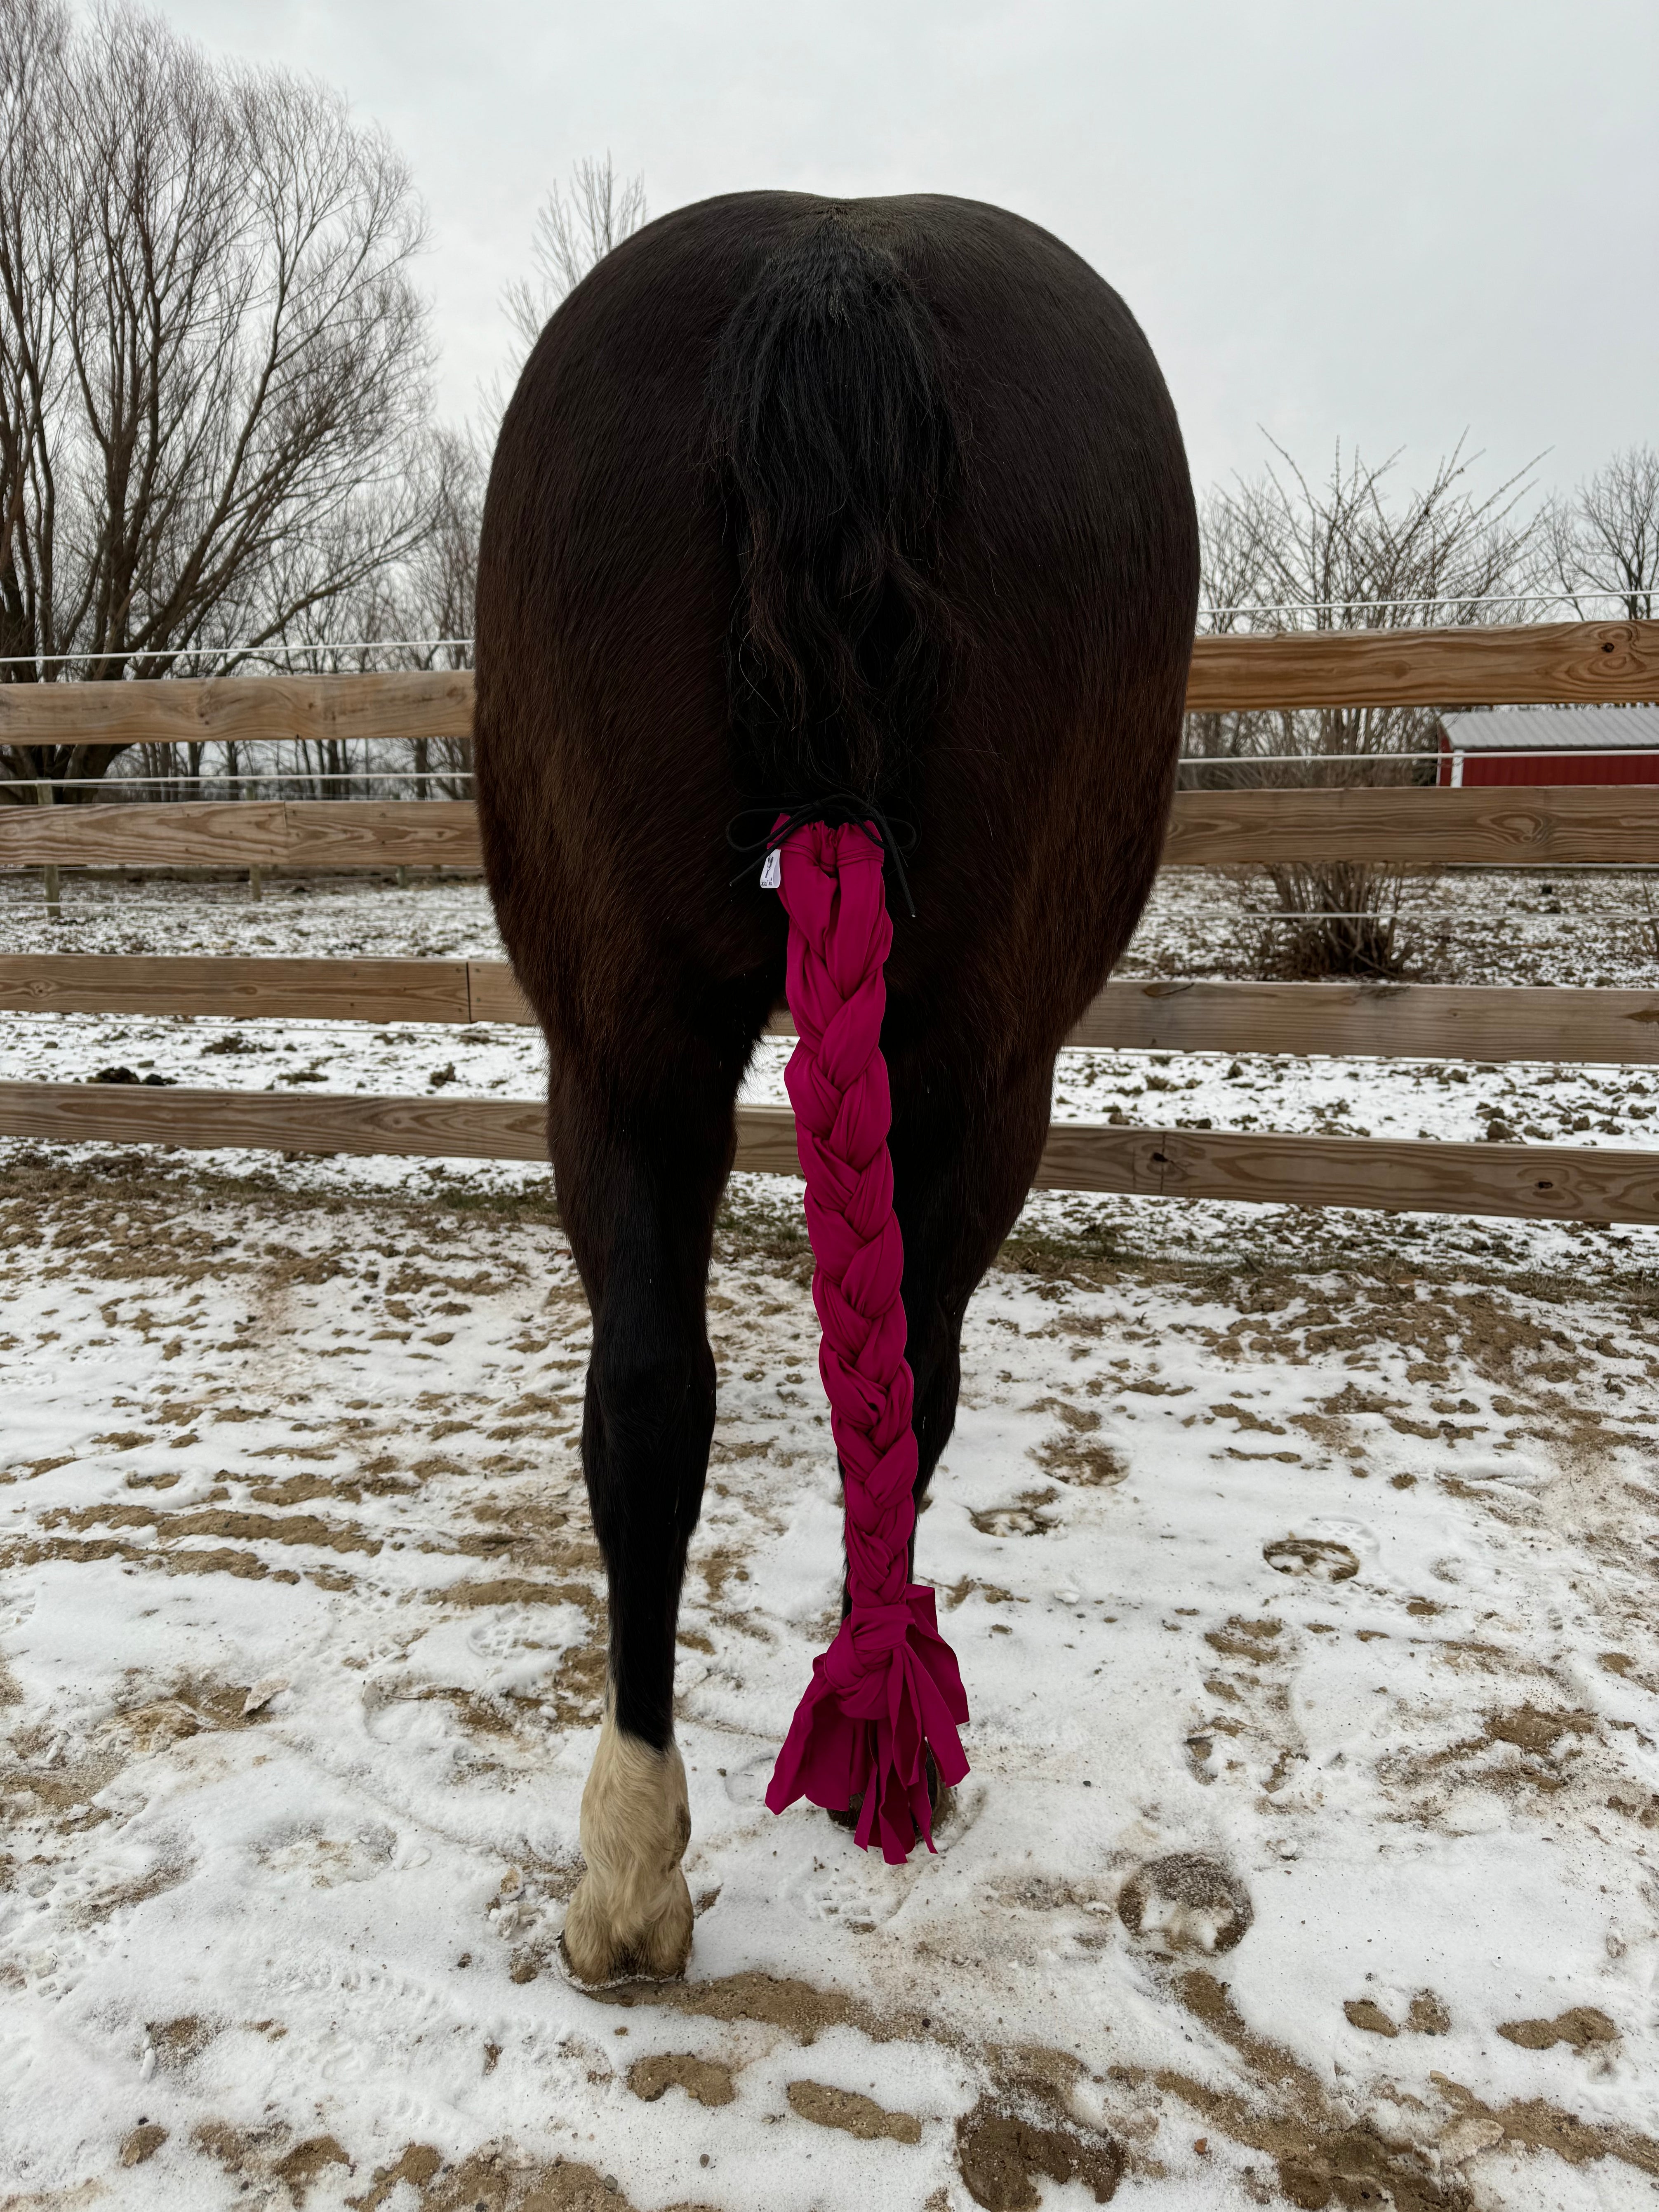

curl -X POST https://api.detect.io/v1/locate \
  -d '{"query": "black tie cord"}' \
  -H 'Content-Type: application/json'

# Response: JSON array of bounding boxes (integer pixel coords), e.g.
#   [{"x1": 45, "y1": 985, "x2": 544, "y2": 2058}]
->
[{"x1": 727, "y1": 791, "x2": 918, "y2": 918}]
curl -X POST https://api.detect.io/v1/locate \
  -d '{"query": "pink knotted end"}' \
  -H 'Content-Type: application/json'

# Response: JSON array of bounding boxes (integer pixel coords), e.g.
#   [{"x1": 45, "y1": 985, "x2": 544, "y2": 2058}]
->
[
  {"x1": 762, "y1": 817, "x2": 970, "y2": 1864},
  {"x1": 767, "y1": 1585, "x2": 968, "y2": 1862}
]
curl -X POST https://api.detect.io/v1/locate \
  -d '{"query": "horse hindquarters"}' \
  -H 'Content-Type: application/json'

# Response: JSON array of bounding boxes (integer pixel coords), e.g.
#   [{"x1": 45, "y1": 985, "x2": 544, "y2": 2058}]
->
[{"x1": 477, "y1": 188, "x2": 1198, "y2": 1944}]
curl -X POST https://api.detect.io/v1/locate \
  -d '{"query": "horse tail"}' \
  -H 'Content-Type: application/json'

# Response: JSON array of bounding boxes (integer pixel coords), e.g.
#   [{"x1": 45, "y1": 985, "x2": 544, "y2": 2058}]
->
[
  {"x1": 706, "y1": 208, "x2": 961, "y2": 799},
  {"x1": 712, "y1": 214, "x2": 971, "y2": 1861}
]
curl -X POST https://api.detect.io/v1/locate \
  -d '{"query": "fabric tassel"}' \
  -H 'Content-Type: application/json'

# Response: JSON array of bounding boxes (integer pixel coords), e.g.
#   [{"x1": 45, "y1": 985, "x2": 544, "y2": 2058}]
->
[{"x1": 762, "y1": 818, "x2": 970, "y2": 1864}]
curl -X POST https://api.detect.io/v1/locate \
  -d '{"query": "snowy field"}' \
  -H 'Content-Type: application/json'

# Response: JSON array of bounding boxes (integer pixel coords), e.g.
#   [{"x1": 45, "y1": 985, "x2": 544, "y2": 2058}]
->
[{"x1": 3, "y1": 871, "x2": 1659, "y2": 2211}]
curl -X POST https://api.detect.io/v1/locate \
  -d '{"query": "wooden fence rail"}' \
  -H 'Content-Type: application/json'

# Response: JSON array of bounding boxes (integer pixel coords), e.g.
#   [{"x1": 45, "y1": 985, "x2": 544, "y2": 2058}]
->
[
  {"x1": 10, "y1": 957, "x2": 1659, "y2": 1068},
  {"x1": 1180, "y1": 619, "x2": 1659, "y2": 711},
  {"x1": 2, "y1": 1080, "x2": 1656, "y2": 1224},
  {"x1": 0, "y1": 619, "x2": 1654, "y2": 741},
  {"x1": 0, "y1": 800, "x2": 478, "y2": 870},
  {"x1": 1160, "y1": 785, "x2": 1659, "y2": 866},
  {"x1": 0, "y1": 671, "x2": 473, "y2": 746},
  {"x1": 9, "y1": 784, "x2": 1659, "y2": 871}
]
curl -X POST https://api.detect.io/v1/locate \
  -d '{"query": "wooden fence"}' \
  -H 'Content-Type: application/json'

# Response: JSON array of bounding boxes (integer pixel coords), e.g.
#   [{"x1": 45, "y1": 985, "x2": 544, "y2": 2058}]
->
[
  {"x1": 4, "y1": 617, "x2": 1659, "y2": 1222},
  {"x1": 15, "y1": 785, "x2": 1659, "y2": 870}
]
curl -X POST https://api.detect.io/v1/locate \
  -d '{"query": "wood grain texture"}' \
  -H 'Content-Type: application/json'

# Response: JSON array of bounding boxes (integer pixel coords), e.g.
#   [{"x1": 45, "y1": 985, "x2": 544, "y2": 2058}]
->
[
  {"x1": 12, "y1": 956, "x2": 1659, "y2": 1066},
  {"x1": 732, "y1": 1104, "x2": 804, "y2": 1177},
  {"x1": 1067, "y1": 978, "x2": 1659, "y2": 1064},
  {"x1": 1030, "y1": 1121, "x2": 1659, "y2": 1222},
  {"x1": 9, "y1": 786, "x2": 1659, "y2": 871},
  {"x1": 1184, "y1": 620, "x2": 1659, "y2": 709},
  {"x1": 280, "y1": 802, "x2": 480, "y2": 868},
  {"x1": 1164, "y1": 784, "x2": 1659, "y2": 865},
  {"x1": 464, "y1": 962, "x2": 534, "y2": 1023},
  {"x1": 0, "y1": 955, "x2": 473, "y2": 1024},
  {"x1": 0, "y1": 800, "x2": 292, "y2": 866},
  {"x1": 0, "y1": 625, "x2": 1651, "y2": 746},
  {"x1": 0, "y1": 671, "x2": 472, "y2": 745},
  {"x1": 0, "y1": 1081, "x2": 545, "y2": 1160},
  {"x1": 0, "y1": 799, "x2": 483, "y2": 868},
  {"x1": 5, "y1": 1082, "x2": 1657, "y2": 1221}
]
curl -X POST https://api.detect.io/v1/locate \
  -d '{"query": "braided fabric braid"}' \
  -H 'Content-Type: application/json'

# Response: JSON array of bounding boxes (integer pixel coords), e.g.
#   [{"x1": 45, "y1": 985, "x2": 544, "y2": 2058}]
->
[{"x1": 763, "y1": 818, "x2": 969, "y2": 1863}]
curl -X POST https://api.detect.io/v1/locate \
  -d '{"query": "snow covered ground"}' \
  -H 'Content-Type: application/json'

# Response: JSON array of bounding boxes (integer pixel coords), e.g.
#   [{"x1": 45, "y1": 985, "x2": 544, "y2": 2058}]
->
[{"x1": 3, "y1": 871, "x2": 1659, "y2": 2210}]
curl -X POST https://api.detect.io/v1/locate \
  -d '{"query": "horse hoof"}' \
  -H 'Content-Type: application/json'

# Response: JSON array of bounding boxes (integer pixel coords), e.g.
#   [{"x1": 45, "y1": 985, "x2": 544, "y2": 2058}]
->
[
  {"x1": 1118, "y1": 1853, "x2": 1254, "y2": 1956},
  {"x1": 558, "y1": 1867, "x2": 693, "y2": 1987},
  {"x1": 826, "y1": 1751, "x2": 950, "y2": 1840},
  {"x1": 564, "y1": 1705, "x2": 694, "y2": 1984}
]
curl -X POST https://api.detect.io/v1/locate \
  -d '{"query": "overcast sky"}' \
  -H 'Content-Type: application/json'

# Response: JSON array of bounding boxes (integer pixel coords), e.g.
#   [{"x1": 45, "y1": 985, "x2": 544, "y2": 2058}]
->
[{"x1": 162, "y1": 0, "x2": 1657, "y2": 507}]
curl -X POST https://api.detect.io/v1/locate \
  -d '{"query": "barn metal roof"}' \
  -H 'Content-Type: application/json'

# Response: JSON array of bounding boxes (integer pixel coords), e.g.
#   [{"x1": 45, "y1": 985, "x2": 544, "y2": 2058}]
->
[{"x1": 1439, "y1": 705, "x2": 1659, "y2": 752}]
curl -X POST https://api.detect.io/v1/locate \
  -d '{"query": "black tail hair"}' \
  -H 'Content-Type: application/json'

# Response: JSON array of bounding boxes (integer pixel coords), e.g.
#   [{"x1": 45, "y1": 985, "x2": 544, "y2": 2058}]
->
[{"x1": 706, "y1": 209, "x2": 961, "y2": 799}]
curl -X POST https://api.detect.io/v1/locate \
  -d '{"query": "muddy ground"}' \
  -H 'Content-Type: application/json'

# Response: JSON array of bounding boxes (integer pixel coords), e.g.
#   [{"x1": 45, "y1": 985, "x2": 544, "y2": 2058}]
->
[{"x1": 3, "y1": 1138, "x2": 1658, "y2": 2211}]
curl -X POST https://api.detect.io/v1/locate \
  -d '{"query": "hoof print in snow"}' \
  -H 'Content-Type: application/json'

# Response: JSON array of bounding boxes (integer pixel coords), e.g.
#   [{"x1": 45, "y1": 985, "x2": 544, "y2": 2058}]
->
[
  {"x1": 1483, "y1": 1705, "x2": 1595, "y2": 1757},
  {"x1": 788, "y1": 2080, "x2": 921, "y2": 2143},
  {"x1": 120, "y1": 2124, "x2": 167, "y2": 2167},
  {"x1": 629, "y1": 2053, "x2": 736, "y2": 2107},
  {"x1": 971, "y1": 1490, "x2": 1059, "y2": 1538},
  {"x1": 1183, "y1": 1731, "x2": 1217, "y2": 1783},
  {"x1": 272, "y1": 2137, "x2": 351, "y2": 2197},
  {"x1": 1263, "y1": 1536, "x2": 1359, "y2": 1582},
  {"x1": 144, "y1": 2014, "x2": 216, "y2": 2072},
  {"x1": 955, "y1": 2096, "x2": 1122, "y2": 2209},
  {"x1": 350, "y1": 2145, "x2": 442, "y2": 2203},
  {"x1": 1031, "y1": 1410, "x2": 1127, "y2": 1489},
  {"x1": 1497, "y1": 2006, "x2": 1616, "y2": 2053},
  {"x1": 1118, "y1": 1854, "x2": 1254, "y2": 1956},
  {"x1": 1348, "y1": 1990, "x2": 1456, "y2": 2038}
]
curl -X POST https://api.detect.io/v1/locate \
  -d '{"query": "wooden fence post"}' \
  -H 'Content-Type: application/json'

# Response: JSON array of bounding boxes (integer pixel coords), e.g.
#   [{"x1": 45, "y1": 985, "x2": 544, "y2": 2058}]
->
[
  {"x1": 249, "y1": 864, "x2": 263, "y2": 903},
  {"x1": 36, "y1": 780, "x2": 60, "y2": 922}
]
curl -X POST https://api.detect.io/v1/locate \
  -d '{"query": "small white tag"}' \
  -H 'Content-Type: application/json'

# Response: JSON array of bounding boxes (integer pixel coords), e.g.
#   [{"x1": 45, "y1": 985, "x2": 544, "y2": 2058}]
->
[{"x1": 760, "y1": 848, "x2": 782, "y2": 890}]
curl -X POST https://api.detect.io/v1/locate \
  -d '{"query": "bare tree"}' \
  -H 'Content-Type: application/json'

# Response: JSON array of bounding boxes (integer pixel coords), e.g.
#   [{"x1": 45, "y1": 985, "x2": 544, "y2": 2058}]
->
[
  {"x1": 254, "y1": 428, "x2": 482, "y2": 795},
  {"x1": 1191, "y1": 438, "x2": 1541, "y2": 977},
  {"x1": 0, "y1": 0, "x2": 439, "y2": 797},
  {"x1": 501, "y1": 155, "x2": 647, "y2": 358},
  {"x1": 1546, "y1": 445, "x2": 1659, "y2": 621}
]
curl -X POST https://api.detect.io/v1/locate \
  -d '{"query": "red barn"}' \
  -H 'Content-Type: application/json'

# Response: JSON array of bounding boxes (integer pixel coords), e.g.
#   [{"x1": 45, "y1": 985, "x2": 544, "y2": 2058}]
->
[{"x1": 1438, "y1": 706, "x2": 1659, "y2": 786}]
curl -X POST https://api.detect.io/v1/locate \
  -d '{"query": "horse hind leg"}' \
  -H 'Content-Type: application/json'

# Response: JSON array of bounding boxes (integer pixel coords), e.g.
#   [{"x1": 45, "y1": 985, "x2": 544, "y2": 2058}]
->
[
  {"x1": 551, "y1": 1070, "x2": 733, "y2": 1985},
  {"x1": 892, "y1": 1060, "x2": 1054, "y2": 1513}
]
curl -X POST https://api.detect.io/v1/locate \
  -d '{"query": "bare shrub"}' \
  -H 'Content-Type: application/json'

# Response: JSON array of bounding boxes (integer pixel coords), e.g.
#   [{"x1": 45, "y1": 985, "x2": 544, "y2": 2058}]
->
[
  {"x1": 1636, "y1": 877, "x2": 1659, "y2": 966},
  {"x1": 1191, "y1": 439, "x2": 1540, "y2": 979}
]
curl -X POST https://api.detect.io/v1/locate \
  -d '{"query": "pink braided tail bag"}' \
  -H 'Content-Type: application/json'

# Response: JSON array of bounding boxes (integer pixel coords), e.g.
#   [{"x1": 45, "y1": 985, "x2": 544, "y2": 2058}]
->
[{"x1": 763, "y1": 819, "x2": 970, "y2": 1863}]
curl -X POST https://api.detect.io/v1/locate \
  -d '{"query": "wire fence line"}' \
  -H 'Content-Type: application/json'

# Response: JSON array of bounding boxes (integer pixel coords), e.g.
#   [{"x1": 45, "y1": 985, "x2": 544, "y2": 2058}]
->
[
  {"x1": 33, "y1": 772, "x2": 476, "y2": 792},
  {"x1": 28, "y1": 732, "x2": 1659, "y2": 794},
  {"x1": 0, "y1": 585, "x2": 1651, "y2": 675},
  {"x1": 1195, "y1": 588, "x2": 1655, "y2": 621},
  {"x1": 7, "y1": 743, "x2": 1656, "y2": 805},
  {"x1": 25, "y1": 739, "x2": 1659, "y2": 788},
  {"x1": 0, "y1": 638, "x2": 475, "y2": 671}
]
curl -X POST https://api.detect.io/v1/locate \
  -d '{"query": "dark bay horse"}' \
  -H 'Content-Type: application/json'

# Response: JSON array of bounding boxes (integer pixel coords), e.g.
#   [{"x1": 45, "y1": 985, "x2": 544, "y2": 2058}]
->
[{"x1": 475, "y1": 191, "x2": 1198, "y2": 1984}]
